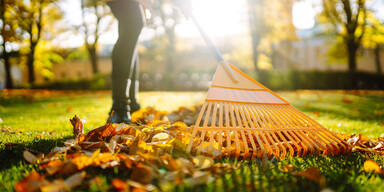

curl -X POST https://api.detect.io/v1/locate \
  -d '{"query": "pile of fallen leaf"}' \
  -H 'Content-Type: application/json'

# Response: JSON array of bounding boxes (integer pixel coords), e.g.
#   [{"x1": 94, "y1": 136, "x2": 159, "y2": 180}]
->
[
  {"x1": 16, "y1": 107, "x2": 234, "y2": 192},
  {"x1": 344, "y1": 133, "x2": 384, "y2": 153},
  {"x1": 16, "y1": 106, "x2": 384, "y2": 191}
]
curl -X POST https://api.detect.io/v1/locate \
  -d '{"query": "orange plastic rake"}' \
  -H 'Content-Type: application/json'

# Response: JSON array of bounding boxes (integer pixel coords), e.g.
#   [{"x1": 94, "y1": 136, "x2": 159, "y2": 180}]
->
[{"x1": 185, "y1": 14, "x2": 350, "y2": 159}]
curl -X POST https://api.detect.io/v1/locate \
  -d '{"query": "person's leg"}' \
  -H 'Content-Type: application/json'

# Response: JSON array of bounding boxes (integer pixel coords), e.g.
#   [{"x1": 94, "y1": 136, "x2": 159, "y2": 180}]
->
[
  {"x1": 107, "y1": 0, "x2": 144, "y2": 123},
  {"x1": 129, "y1": 52, "x2": 141, "y2": 113}
]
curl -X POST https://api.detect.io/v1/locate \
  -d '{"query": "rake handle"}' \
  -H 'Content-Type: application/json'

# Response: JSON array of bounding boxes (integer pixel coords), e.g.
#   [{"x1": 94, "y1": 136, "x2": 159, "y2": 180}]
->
[
  {"x1": 189, "y1": 16, "x2": 237, "y2": 83},
  {"x1": 175, "y1": 2, "x2": 238, "y2": 83}
]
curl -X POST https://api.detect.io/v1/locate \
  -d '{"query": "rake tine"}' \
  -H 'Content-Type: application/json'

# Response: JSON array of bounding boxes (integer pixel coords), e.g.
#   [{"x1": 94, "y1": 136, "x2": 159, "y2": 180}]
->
[
  {"x1": 218, "y1": 102, "x2": 224, "y2": 154},
  {"x1": 229, "y1": 103, "x2": 241, "y2": 157},
  {"x1": 187, "y1": 102, "x2": 208, "y2": 153},
  {"x1": 234, "y1": 103, "x2": 250, "y2": 158},
  {"x1": 282, "y1": 106, "x2": 334, "y2": 154},
  {"x1": 248, "y1": 105, "x2": 274, "y2": 157},
  {"x1": 199, "y1": 102, "x2": 213, "y2": 153},
  {"x1": 224, "y1": 102, "x2": 231, "y2": 155},
  {"x1": 253, "y1": 105, "x2": 285, "y2": 158},
  {"x1": 244, "y1": 104, "x2": 267, "y2": 158},
  {"x1": 260, "y1": 105, "x2": 294, "y2": 158},
  {"x1": 209, "y1": 102, "x2": 219, "y2": 153},
  {"x1": 239, "y1": 104, "x2": 258, "y2": 159},
  {"x1": 272, "y1": 105, "x2": 320, "y2": 154},
  {"x1": 293, "y1": 107, "x2": 349, "y2": 153}
]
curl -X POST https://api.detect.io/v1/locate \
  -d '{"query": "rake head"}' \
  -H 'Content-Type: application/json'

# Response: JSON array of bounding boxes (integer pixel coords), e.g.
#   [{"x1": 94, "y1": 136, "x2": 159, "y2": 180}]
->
[{"x1": 187, "y1": 64, "x2": 350, "y2": 159}]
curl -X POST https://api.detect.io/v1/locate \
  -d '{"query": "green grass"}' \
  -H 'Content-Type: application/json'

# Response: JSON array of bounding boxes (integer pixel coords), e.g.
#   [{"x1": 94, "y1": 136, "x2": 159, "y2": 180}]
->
[{"x1": 1, "y1": 90, "x2": 384, "y2": 191}]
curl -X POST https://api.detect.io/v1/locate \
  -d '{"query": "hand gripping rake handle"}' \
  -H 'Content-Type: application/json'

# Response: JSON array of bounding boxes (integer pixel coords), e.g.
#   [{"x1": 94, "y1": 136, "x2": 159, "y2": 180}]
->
[{"x1": 176, "y1": 2, "x2": 238, "y2": 83}]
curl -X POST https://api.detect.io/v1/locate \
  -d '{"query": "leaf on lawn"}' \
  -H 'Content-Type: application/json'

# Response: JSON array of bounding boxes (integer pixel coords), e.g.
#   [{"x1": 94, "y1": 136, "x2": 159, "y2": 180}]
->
[
  {"x1": 64, "y1": 171, "x2": 86, "y2": 189},
  {"x1": 342, "y1": 98, "x2": 353, "y2": 104},
  {"x1": 347, "y1": 134, "x2": 360, "y2": 145},
  {"x1": 363, "y1": 160, "x2": 383, "y2": 174},
  {"x1": 23, "y1": 151, "x2": 38, "y2": 164},
  {"x1": 15, "y1": 171, "x2": 46, "y2": 192},
  {"x1": 130, "y1": 163, "x2": 153, "y2": 184},
  {"x1": 112, "y1": 179, "x2": 128, "y2": 192},
  {"x1": 192, "y1": 155, "x2": 214, "y2": 170},
  {"x1": 70, "y1": 115, "x2": 83, "y2": 140},
  {"x1": 295, "y1": 167, "x2": 325, "y2": 186},
  {"x1": 44, "y1": 160, "x2": 64, "y2": 175},
  {"x1": 151, "y1": 132, "x2": 170, "y2": 142},
  {"x1": 281, "y1": 164, "x2": 295, "y2": 173},
  {"x1": 127, "y1": 180, "x2": 156, "y2": 191},
  {"x1": 183, "y1": 171, "x2": 211, "y2": 186}
]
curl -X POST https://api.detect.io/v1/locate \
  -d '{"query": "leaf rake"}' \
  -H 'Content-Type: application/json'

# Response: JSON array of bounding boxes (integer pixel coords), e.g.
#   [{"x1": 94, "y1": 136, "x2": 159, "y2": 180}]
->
[{"x1": 185, "y1": 14, "x2": 350, "y2": 159}]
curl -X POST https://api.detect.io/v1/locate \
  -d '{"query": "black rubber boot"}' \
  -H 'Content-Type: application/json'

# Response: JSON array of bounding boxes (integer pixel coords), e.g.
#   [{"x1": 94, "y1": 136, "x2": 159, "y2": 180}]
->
[
  {"x1": 130, "y1": 102, "x2": 141, "y2": 114},
  {"x1": 107, "y1": 109, "x2": 131, "y2": 124}
]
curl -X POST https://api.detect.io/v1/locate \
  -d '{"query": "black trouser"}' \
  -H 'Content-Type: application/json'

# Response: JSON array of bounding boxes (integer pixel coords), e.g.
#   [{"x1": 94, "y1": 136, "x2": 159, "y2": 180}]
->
[{"x1": 107, "y1": 0, "x2": 144, "y2": 112}]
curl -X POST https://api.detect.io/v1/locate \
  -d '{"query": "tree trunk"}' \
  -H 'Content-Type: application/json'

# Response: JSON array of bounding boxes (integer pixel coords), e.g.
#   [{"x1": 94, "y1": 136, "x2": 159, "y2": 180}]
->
[
  {"x1": 247, "y1": 0, "x2": 262, "y2": 73},
  {"x1": 346, "y1": 40, "x2": 359, "y2": 88},
  {"x1": 346, "y1": 41, "x2": 358, "y2": 72},
  {"x1": 0, "y1": 0, "x2": 13, "y2": 88},
  {"x1": 27, "y1": 49, "x2": 36, "y2": 84},
  {"x1": 374, "y1": 44, "x2": 382, "y2": 75},
  {"x1": 89, "y1": 46, "x2": 99, "y2": 74},
  {"x1": 3, "y1": 52, "x2": 13, "y2": 89}
]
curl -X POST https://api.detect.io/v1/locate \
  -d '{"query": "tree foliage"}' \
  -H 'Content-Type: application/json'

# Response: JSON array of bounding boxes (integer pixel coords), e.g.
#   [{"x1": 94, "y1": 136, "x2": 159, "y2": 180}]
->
[
  {"x1": 319, "y1": 0, "x2": 368, "y2": 73},
  {"x1": 13, "y1": 0, "x2": 62, "y2": 84}
]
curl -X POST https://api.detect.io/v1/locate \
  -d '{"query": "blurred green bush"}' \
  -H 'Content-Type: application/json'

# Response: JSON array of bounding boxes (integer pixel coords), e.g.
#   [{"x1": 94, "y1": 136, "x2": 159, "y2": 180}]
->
[{"x1": 28, "y1": 71, "x2": 384, "y2": 90}]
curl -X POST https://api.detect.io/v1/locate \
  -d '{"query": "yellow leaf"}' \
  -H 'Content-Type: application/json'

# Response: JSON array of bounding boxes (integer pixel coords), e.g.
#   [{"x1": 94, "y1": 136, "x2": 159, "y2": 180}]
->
[
  {"x1": 192, "y1": 156, "x2": 214, "y2": 169},
  {"x1": 281, "y1": 164, "x2": 295, "y2": 173},
  {"x1": 151, "y1": 132, "x2": 170, "y2": 142},
  {"x1": 363, "y1": 160, "x2": 383, "y2": 174}
]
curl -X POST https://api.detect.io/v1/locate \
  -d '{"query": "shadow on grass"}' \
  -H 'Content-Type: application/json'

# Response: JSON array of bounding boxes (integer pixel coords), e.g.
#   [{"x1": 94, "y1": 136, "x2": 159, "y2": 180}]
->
[{"x1": 0, "y1": 136, "x2": 72, "y2": 171}]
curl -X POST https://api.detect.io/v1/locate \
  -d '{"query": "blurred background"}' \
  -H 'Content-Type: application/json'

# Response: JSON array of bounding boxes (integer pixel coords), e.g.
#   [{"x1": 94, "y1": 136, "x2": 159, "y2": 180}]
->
[{"x1": 0, "y1": 0, "x2": 383, "y2": 91}]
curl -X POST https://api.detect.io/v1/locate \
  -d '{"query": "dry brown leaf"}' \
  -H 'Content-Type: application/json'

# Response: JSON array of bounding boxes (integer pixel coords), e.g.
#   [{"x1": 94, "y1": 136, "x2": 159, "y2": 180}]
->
[
  {"x1": 23, "y1": 151, "x2": 38, "y2": 164},
  {"x1": 183, "y1": 171, "x2": 211, "y2": 186},
  {"x1": 65, "y1": 171, "x2": 86, "y2": 189},
  {"x1": 130, "y1": 163, "x2": 153, "y2": 184},
  {"x1": 70, "y1": 115, "x2": 83, "y2": 141},
  {"x1": 295, "y1": 167, "x2": 325, "y2": 186}
]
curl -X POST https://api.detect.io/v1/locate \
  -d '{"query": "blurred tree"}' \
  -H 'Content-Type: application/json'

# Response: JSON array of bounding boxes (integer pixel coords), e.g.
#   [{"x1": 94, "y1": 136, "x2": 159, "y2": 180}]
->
[
  {"x1": 320, "y1": 0, "x2": 368, "y2": 72},
  {"x1": 0, "y1": 0, "x2": 18, "y2": 88},
  {"x1": 247, "y1": 0, "x2": 297, "y2": 73},
  {"x1": 80, "y1": 0, "x2": 113, "y2": 74},
  {"x1": 247, "y1": 0, "x2": 265, "y2": 73},
  {"x1": 362, "y1": 12, "x2": 384, "y2": 74},
  {"x1": 15, "y1": 0, "x2": 62, "y2": 84},
  {"x1": 148, "y1": 0, "x2": 181, "y2": 76}
]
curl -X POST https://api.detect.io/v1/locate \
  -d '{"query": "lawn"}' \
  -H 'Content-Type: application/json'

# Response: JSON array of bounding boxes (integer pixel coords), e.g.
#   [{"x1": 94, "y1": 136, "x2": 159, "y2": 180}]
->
[{"x1": 1, "y1": 90, "x2": 384, "y2": 191}]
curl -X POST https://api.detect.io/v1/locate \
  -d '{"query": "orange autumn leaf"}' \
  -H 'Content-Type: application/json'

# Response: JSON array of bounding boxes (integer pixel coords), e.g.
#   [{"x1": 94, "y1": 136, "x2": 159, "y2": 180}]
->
[
  {"x1": 112, "y1": 179, "x2": 128, "y2": 192},
  {"x1": 363, "y1": 160, "x2": 383, "y2": 174},
  {"x1": 71, "y1": 154, "x2": 93, "y2": 170},
  {"x1": 15, "y1": 171, "x2": 46, "y2": 192},
  {"x1": 342, "y1": 98, "x2": 353, "y2": 104},
  {"x1": 43, "y1": 160, "x2": 64, "y2": 175}
]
